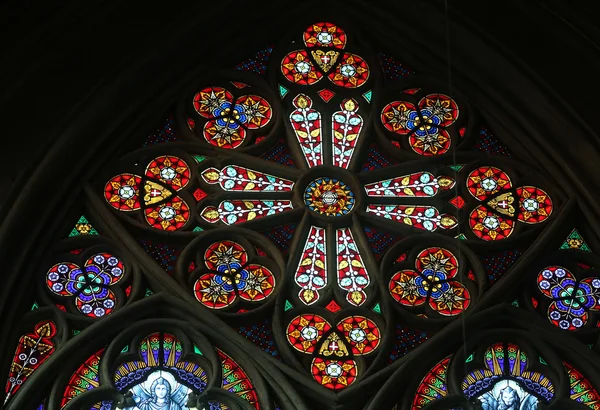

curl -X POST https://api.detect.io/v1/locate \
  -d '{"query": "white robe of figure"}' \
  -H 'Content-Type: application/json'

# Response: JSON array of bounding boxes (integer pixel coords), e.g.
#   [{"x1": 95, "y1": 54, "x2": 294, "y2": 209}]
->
[{"x1": 134, "y1": 400, "x2": 182, "y2": 410}]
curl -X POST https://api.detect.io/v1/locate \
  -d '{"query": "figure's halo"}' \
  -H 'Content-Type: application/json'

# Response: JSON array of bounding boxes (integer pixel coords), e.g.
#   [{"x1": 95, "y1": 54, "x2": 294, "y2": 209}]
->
[{"x1": 144, "y1": 369, "x2": 179, "y2": 389}]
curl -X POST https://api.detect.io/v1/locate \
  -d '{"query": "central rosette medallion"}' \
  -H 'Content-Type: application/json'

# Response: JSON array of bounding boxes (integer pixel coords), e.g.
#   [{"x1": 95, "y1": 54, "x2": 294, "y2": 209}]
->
[{"x1": 304, "y1": 177, "x2": 355, "y2": 217}]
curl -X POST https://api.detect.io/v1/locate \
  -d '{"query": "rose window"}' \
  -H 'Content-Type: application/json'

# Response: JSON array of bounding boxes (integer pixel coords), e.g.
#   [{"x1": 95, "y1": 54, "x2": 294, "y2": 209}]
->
[
  {"x1": 6, "y1": 12, "x2": 599, "y2": 410},
  {"x1": 92, "y1": 21, "x2": 559, "y2": 392}
]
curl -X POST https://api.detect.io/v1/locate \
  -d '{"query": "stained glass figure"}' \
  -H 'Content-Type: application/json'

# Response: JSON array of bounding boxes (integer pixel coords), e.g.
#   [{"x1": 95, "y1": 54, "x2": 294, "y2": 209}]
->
[
  {"x1": 114, "y1": 332, "x2": 208, "y2": 393},
  {"x1": 476, "y1": 379, "x2": 540, "y2": 410},
  {"x1": 123, "y1": 370, "x2": 191, "y2": 410},
  {"x1": 462, "y1": 343, "x2": 554, "y2": 403},
  {"x1": 409, "y1": 341, "x2": 596, "y2": 410}
]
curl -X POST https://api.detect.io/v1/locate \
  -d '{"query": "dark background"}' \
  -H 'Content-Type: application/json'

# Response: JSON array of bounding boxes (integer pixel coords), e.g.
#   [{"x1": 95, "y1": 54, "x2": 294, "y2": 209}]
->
[{"x1": 1, "y1": 1, "x2": 599, "y2": 211}]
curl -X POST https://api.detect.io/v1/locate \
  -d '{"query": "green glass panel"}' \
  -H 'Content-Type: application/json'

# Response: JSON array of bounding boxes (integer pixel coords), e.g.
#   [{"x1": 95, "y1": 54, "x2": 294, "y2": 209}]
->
[
  {"x1": 69, "y1": 215, "x2": 99, "y2": 237},
  {"x1": 362, "y1": 90, "x2": 372, "y2": 103},
  {"x1": 560, "y1": 228, "x2": 591, "y2": 252},
  {"x1": 193, "y1": 155, "x2": 207, "y2": 164},
  {"x1": 279, "y1": 84, "x2": 289, "y2": 99},
  {"x1": 449, "y1": 164, "x2": 465, "y2": 172}
]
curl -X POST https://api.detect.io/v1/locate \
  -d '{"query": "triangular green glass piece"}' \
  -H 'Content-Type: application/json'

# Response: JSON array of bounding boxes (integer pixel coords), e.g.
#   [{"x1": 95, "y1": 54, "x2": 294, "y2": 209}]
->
[
  {"x1": 73, "y1": 330, "x2": 80, "y2": 336},
  {"x1": 449, "y1": 164, "x2": 465, "y2": 172},
  {"x1": 362, "y1": 90, "x2": 372, "y2": 103},
  {"x1": 372, "y1": 303, "x2": 381, "y2": 314},
  {"x1": 279, "y1": 84, "x2": 289, "y2": 99},
  {"x1": 144, "y1": 288, "x2": 154, "y2": 297},
  {"x1": 193, "y1": 345, "x2": 203, "y2": 355},
  {"x1": 588, "y1": 344, "x2": 594, "y2": 349},
  {"x1": 284, "y1": 300, "x2": 293, "y2": 311},
  {"x1": 69, "y1": 215, "x2": 99, "y2": 237},
  {"x1": 512, "y1": 299, "x2": 519, "y2": 307},
  {"x1": 193, "y1": 155, "x2": 207, "y2": 164},
  {"x1": 31, "y1": 301, "x2": 39, "y2": 311},
  {"x1": 539, "y1": 356, "x2": 547, "y2": 365},
  {"x1": 193, "y1": 226, "x2": 204, "y2": 232},
  {"x1": 560, "y1": 228, "x2": 591, "y2": 252},
  {"x1": 121, "y1": 345, "x2": 129, "y2": 353},
  {"x1": 466, "y1": 353, "x2": 474, "y2": 363},
  {"x1": 455, "y1": 233, "x2": 467, "y2": 241}
]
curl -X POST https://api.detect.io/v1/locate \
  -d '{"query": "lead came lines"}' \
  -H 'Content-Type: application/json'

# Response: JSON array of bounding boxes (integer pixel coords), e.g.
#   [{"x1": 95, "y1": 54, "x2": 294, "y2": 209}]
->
[
  {"x1": 290, "y1": 94, "x2": 323, "y2": 168},
  {"x1": 336, "y1": 228, "x2": 370, "y2": 306},
  {"x1": 295, "y1": 226, "x2": 327, "y2": 305}
]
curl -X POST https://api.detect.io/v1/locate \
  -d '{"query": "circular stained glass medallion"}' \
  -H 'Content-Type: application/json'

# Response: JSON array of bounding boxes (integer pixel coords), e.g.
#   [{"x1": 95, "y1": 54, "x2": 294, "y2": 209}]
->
[{"x1": 304, "y1": 177, "x2": 355, "y2": 217}]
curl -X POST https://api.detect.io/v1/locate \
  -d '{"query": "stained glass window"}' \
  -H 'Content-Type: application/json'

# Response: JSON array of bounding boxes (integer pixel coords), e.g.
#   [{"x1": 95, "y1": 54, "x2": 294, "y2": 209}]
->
[{"x1": 3, "y1": 19, "x2": 599, "y2": 410}]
